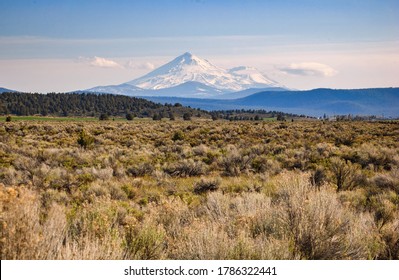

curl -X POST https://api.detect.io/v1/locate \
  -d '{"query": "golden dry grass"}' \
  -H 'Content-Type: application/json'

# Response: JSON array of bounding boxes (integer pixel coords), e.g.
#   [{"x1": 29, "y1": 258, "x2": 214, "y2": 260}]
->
[{"x1": 0, "y1": 120, "x2": 398, "y2": 259}]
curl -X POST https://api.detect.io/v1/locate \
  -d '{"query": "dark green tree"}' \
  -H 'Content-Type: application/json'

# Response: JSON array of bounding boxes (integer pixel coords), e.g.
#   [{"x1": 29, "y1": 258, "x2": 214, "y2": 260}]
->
[
  {"x1": 277, "y1": 114, "x2": 286, "y2": 121},
  {"x1": 99, "y1": 113, "x2": 109, "y2": 121},
  {"x1": 183, "y1": 112, "x2": 192, "y2": 121},
  {"x1": 126, "y1": 113, "x2": 134, "y2": 121},
  {"x1": 152, "y1": 113, "x2": 162, "y2": 121}
]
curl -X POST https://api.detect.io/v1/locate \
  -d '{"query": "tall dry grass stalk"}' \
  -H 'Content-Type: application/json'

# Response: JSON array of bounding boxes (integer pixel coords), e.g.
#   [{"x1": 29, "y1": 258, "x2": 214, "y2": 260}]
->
[{"x1": 0, "y1": 187, "x2": 66, "y2": 259}]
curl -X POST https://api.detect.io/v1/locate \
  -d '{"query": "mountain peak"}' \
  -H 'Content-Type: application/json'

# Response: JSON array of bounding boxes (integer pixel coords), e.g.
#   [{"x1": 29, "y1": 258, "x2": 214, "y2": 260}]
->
[
  {"x1": 175, "y1": 52, "x2": 206, "y2": 66},
  {"x1": 181, "y1": 51, "x2": 193, "y2": 58},
  {"x1": 177, "y1": 52, "x2": 194, "y2": 62}
]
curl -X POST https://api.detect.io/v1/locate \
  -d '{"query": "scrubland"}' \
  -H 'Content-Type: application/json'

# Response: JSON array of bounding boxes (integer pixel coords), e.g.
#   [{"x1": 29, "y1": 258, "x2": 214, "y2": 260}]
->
[{"x1": 1, "y1": 119, "x2": 398, "y2": 259}]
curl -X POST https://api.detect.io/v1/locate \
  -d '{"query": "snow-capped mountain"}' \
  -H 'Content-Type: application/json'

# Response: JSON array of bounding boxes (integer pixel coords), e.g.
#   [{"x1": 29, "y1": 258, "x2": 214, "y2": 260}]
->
[{"x1": 85, "y1": 52, "x2": 285, "y2": 98}]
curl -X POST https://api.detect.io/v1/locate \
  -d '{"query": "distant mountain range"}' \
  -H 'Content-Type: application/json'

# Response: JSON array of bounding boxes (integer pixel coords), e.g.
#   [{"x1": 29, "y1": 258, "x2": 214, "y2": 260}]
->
[
  {"x1": 144, "y1": 88, "x2": 399, "y2": 118},
  {"x1": 85, "y1": 52, "x2": 286, "y2": 98}
]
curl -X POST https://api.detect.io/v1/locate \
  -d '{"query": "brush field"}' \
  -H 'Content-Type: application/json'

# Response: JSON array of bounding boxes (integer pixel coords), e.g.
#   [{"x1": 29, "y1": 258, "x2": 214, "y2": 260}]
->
[{"x1": 1, "y1": 119, "x2": 398, "y2": 259}]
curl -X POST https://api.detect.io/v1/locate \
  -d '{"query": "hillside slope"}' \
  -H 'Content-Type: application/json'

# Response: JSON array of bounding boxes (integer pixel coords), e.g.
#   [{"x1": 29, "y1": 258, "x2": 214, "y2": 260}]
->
[{"x1": 143, "y1": 88, "x2": 399, "y2": 117}]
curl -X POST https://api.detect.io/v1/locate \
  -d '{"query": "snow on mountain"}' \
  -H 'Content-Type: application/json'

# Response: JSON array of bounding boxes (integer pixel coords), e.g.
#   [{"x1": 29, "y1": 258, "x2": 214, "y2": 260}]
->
[
  {"x1": 86, "y1": 83, "x2": 143, "y2": 95},
  {"x1": 228, "y1": 66, "x2": 281, "y2": 88},
  {"x1": 147, "y1": 81, "x2": 224, "y2": 97},
  {"x1": 127, "y1": 52, "x2": 282, "y2": 92},
  {"x1": 0, "y1": 87, "x2": 17, "y2": 93},
  {"x1": 84, "y1": 52, "x2": 285, "y2": 98},
  {"x1": 127, "y1": 52, "x2": 235, "y2": 91},
  {"x1": 87, "y1": 81, "x2": 223, "y2": 98}
]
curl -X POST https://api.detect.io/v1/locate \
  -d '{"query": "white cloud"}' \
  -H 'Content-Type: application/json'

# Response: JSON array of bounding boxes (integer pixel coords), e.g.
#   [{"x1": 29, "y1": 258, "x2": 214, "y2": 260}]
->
[
  {"x1": 89, "y1": 56, "x2": 121, "y2": 68},
  {"x1": 77, "y1": 56, "x2": 122, "y2": 68},
  {"x1": 278, "y1": 62, "x2": 338, "y2": 77},
  {"x1": 125, "y1": 60, "x2": 155, "y2": 70},
  {"x1": 77, "y1": 56, "x2": 156, "y2": 71}
]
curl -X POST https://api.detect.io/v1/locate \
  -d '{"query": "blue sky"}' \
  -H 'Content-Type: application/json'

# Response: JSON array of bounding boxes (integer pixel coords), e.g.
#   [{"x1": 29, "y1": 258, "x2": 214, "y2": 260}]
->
[{"x1": 0, "y1": 0, "x2": 398, "y2": 92}]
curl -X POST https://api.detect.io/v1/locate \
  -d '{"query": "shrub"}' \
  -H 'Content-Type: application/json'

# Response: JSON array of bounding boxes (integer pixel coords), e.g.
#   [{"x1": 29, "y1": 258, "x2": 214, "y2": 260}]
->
[
  {"x1": 5, "y1": 116, "x2": 11, "y2": 122},
  {"x1": 274, "y1": 173, "x2": 382, "y2": 259},
  {"x1": 0, "y1": 188, "x2": 67, "y2": 259},
  {"x1": 372, "y1": 172, "x2": 399, "y2": 193},
  {"x1": 77, "y1": 130, "x2": 95, "y2": 149},
  {"x1": 123, "y1": 224, "x2": 166, "y2": 259},
  {"x1": 152, "y1": 113, "x2": 162, "y2": 121},
  {"x1": 163, "y1": 159, "x2": 207, "y2": 177},
  {"x1": 329, "y1": 157, "x2": 361, "y2": 191},
  {"x1": 127, "y1": 162, "x2": 154, "y2": 177},
  {"x1": 126, "y1": 113, "x2": 134, "y2": 121},
  {"x1": 350, "y1": 144, "x2": 397, "y2": 171},
  {"x1": 121, "y1": 184, "x2": 138, "y2": 199},
  {"x1": 276, "y1": 114, "x2": 285, "y2": 121},
  {"x1": 99, "y1": 113, "x2": 109, "y2": 121},
  {"x1": 251, "y1": 156, "x2": 269, "y2": 173},
  {"x1": 172, "y1": 131, "x2": 185, "y2": 141},
  {"x1": 251, "y1": 156, "x2": 280, "y2": 174},
  {"x1": 220, "y1": 147, "x2": 254, "y2": 176},
  {"x1": 194, "y1": 178, "x2": 220, "y2": 194},
  {"x1": 170, "y1": 220, "x2": 230, "y2": 259},
  {"x1": 183, "y1": 113, "x2": 191, "y2": 121},
  {"x1": 335, "y1": 134, "x2": 355, "y2": 146},
  {"x1": 370, "y1": 193, "x2": 397, "y2": 229},
  {"x1": 310, "y1": 167, "x2": 327, "y2": 189},
  {"x1": 377, "y1": 216, "x2": 399, "y2": 259}
]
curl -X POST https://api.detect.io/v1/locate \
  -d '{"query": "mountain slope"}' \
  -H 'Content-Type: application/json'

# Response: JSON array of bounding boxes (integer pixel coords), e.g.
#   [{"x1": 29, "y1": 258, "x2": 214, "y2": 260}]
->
[
  {"x1": 142, "y1": 88, "x2": 399, "y2": 117},
  {"x1": 85, "y1": 83, "x2": 144, "y2": 95},
  {"x1": 214, "y1": 86, "x2": 287, "y2": 99},
  {"x1": 145, "y1": 81, "x2": 225, "y2": 97},
  {"x1": 238, "y1": 88, "x2": 399, "y2": 116},
  {"x1": 0, "y1": 87, "x2": 16, "y2": 93}
]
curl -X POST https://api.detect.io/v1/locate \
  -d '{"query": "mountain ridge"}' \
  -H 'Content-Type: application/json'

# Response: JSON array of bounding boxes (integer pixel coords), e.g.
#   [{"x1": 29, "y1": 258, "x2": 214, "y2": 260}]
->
[
  {"x1": 0, "y1": 87, "x2": 17, "y2": 93},
  {"x1": 142, "y1": 87, "x2": 399, "y2": 117}
]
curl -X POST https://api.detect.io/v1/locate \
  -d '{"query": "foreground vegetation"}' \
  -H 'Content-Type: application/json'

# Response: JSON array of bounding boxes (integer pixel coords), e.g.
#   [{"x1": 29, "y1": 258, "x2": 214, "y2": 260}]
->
[{"x1": 1, "y1": 119, "x2": 398, "y2": 259}]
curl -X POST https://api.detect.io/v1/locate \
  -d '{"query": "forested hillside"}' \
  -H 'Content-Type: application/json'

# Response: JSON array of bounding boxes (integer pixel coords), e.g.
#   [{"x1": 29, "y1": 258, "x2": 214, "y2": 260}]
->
[{"x1": 0, "y1": 92, "x2": 206, "y2": 119}]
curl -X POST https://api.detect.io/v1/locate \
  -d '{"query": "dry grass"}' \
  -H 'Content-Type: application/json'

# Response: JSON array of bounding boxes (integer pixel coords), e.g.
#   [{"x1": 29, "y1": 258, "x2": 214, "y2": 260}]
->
[{"x1": 0, "y1": 120, "x2": 398, "y2": 259}]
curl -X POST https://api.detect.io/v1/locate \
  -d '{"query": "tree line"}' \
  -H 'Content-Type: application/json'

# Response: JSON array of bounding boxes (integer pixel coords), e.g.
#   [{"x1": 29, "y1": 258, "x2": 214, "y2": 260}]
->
[
  {"x1": 0, "y1": 92, "x2": 206, "y2": 119},
  {"x1": 209, "y1": 109, "x2": 310, "y2": 121},
  {"x1": 0, "y1": 92, "x2": 312, "y2": 121}
]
